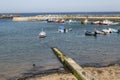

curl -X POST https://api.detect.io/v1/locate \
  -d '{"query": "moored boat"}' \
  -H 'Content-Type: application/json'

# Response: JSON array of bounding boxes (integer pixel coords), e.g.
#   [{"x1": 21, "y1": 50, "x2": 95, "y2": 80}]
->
[
  {"x1": 94, "y1": 29, "x2": 108, "y2": 35},
  {"x1": 85, "y1": 31, "x2": 97, "y2": 36},
  {"x1": 39, "y1": 27, "x2": 46, "y2": 38},
  {"x1": 81, "y1": 19, "x2": 88, "y2": 24},
  {"x1": 58, "y1": 26, "x2": 68, "y2": 33},
  {"x1": 102, "y1": 28, "x2": 120, "y2": 33},
  {"x1": 39, "y1": 31, "x2": 46, "y2": 38},
  {"x1": 91, "y1": 21, "x2": 101, "y2": 25},
  {"x1": 100, "y1": 20, "x2": 119, "y2": 25}
]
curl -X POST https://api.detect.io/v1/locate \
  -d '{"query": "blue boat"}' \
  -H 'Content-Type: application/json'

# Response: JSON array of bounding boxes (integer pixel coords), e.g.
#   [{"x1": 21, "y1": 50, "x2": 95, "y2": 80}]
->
[
  {"x1": 85, "y1": 31, "x2": 97, "y2": 36},
  {"x1": 58, "y1": 26, "x2": 68, "y2": 33}
]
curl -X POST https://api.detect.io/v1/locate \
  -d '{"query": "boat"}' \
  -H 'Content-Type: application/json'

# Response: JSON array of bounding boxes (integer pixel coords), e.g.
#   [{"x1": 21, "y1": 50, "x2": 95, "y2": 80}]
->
[
  {"x1": 102, "y1": 28, "x2": 111, "y2": 33},
  {"x1": 55, "y1": 19, "x2": 65, "y2": 23},
  {"x1": 100, "y1": 20, "x2": 119, "y2": 25},
  {"x1": 58, "y1": 26, "x2": 68, "y2": 33},
  {"x1": 39, "y1": 28, "x2": 46, "y2": 38},
  {"x1": 110, "y1": 28, "x2": 119, "y2": 33},
  {"x1": 68, "y1": 19, "x2": 77, "y2": 24},
  {"x1": 94, "y1": 29, "x2": 108, "y2": 35},
  {"x1": 102, "y1": 28, "x2": 120, "y2": 33},
  {"x1": 91, "y1": 21, "x2": 101, "y2": 25},
  {"x1": 46, "y1": 19, "x2": 55, "y2": 23},
  {"x1": 85, "y1": 31, "x2": 97, "y2": 36},
  {"x1": 81, "y1": 16, "x2": 89, "y2": 24},
  {"x1": 81, "y1": 19, "x2": 88, "y2": 24},
  {"x1": 39, "y1": 31, "x2": 46, "y2": 38}
]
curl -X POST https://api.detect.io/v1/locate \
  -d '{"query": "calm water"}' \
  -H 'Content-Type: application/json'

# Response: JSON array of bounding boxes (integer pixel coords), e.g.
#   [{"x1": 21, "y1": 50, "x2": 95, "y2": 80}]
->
[{"x1": 0, "y1": 17, "x2": 120, "y2": 79}]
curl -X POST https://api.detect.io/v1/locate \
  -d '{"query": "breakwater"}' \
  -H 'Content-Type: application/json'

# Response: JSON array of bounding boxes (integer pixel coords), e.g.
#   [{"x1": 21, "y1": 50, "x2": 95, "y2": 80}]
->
[
  {"x1": 12, "y1": 15, "x2": 120, "y2": 22},
  {"x1": 0, "y1": 14, "x2": 20, "y2": 19}
]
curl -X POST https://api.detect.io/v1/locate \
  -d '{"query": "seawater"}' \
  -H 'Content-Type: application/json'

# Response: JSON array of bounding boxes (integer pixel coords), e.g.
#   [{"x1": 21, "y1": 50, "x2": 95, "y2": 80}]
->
[{"x1": 0, "y1": 18, "x2": 120, "y2": 80}]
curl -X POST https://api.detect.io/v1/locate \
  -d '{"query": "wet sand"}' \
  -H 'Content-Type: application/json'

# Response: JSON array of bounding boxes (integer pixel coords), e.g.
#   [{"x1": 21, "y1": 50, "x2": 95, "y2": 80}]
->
[
  {"x1": 27, "y1": 73, "x2": 77, "y2": 80},
  {"x1": 26, "y1": 65, "x2": 120, "y2": 80}
]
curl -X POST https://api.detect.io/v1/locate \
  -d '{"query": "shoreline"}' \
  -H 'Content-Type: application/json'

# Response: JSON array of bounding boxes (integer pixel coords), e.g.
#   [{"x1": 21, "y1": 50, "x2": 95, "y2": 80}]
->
[
  {"x1": 14, "y1": 65, "x2": 120, "y2": 80},
  {"x1": 8, "y1": 65, "x2": 120, "y2": 80},
  {"x1": 83, "y1": 64, "x2": 120, "y2": 80}
]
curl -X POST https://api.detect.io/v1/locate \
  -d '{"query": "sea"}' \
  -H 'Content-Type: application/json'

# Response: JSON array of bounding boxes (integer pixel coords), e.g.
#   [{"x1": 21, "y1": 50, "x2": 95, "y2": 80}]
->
[{"x1": 0, "y1": 12, "x2": 120, "y2": 80}]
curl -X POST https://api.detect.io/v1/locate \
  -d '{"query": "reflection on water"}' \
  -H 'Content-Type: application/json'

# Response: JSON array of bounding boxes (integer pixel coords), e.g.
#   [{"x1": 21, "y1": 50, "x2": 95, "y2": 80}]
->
[{"x1": 0, "y1": 20, "x2": 120, "y2": 79}]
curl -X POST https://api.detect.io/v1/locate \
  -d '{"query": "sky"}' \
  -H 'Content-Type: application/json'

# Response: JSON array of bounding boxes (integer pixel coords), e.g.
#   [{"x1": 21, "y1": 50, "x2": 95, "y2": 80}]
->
[{"x1": 0, "y1": 0, "x2": 120, "y2": 13}]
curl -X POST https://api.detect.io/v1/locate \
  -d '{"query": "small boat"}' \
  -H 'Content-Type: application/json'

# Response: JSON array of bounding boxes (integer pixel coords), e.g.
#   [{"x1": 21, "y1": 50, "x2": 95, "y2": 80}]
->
[
  {"x1": 56, "y1": 19, "x2": 65, "y2": 23},
  {"x1": 39, "y1": 31, "x2": 46, "y2": 38},
  {"x1": 94, "y1": 30, "x2": 104, "y2": 34},
  {"x1": 100, "y1": 20, "x2": 119, "y2": 25},
  {"x1": 58, "y1": 26, "x2": 68, "y2": 33},
  {"x1": 39, "y1": 28, "x2": 46, "y2": 38},
  {"x1": 85, "y1": 31, "x2": 97, "y2": 36},
  {"x1": 46, "y1": 19, "x2": 54, "y2": 23},
  {"x1": 94, "y1": 30, "x2": 108, "y2": 35},
  {"x1": 91, "y1": 21, "x2": 101, "y2": 25},
  {"x1": 81, "y1": 19, "x2": 88, "y2": 24},
  {"x1": 68, "y1": 19, "x2": 77, "y2": 24},
  {"x1": 81, "y1": 16, "x2": 89, "y2": 24},
  {"x1": 102, "y1": 28, "x2": 119, "y2": 33},
  {"x1": 102, "y1": 28, "x2": 111, "y2": 33},
  {"x1": 110, "y1": 28, "x2": 119, "y2": 33}
]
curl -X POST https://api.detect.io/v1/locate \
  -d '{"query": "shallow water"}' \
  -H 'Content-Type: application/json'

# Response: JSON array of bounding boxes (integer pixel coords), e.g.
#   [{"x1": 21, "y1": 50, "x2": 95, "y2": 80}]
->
[{"x1": 0, "y1": 19, "x2": 120, "y2": 80}]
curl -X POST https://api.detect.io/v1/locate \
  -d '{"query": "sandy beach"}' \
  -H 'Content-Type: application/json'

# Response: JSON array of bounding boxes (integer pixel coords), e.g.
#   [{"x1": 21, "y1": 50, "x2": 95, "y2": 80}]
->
[
  {"x1": 84, "y1": 65, "x2": 120, "y2": 80},
  {"x1": 25, "y1": 65, "x2": 120, "y2": 80}
]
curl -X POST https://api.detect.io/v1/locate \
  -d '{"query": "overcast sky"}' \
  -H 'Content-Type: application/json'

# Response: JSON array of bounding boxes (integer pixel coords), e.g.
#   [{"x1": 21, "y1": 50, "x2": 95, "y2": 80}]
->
[{"x1": 0, "y1": 0, "x2": 120, "y2": 13}]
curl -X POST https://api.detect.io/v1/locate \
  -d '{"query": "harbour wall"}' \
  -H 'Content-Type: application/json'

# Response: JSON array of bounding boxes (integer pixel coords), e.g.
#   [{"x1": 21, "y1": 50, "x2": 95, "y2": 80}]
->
[
  {"x1": 12, "y1": 15, "x2": 120, "y2": 22},
  {"x1": 0, "y1": 14, "x2": 20, "y2": 19}
]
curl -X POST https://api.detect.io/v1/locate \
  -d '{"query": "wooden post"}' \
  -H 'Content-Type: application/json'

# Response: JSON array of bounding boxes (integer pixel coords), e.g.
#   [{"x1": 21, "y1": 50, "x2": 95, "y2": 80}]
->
[{"x1": 51, "y1": 47, "x2": 98, "y2": 80}]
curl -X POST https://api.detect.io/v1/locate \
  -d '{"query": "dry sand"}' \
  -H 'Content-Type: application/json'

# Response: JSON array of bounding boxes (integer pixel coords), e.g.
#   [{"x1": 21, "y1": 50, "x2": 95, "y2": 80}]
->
[
  {"x1": 84, "y1": 65, "x2": 120, "y2": 80},
  {"x1": 26, "y1": 65, "x2": 120, "y2": 80}
]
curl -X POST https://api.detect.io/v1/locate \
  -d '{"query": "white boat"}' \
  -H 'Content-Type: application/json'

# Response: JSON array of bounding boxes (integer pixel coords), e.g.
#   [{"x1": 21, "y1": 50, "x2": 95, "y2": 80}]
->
[
  {"x1": 102, "y1": 28, "x2": 119, "y2": 33},
  {"x1": 68, "y1": 19, "x2": 77, "y2": 24},
  {"x1": 95, "y1": 30, "x2": 104, "y2": 34},
  {"x1": 110, "y1": 28, "x2": 119, "y2": 33},
  {"x1": 39, "y1": 28, "x2": 46, "y2": 38},
  {"x1": 91, "y1": 21, "x2": 101, "y2": 24},
  {"x1": 39, "y1": 31, "x2": 46, "y2": 38},
  {"x1": 102, "y1": 28, "x2": 111, "y2": 33},
  {"x1": 101, "y1": 20, "x2": 119, "y2": 25}
]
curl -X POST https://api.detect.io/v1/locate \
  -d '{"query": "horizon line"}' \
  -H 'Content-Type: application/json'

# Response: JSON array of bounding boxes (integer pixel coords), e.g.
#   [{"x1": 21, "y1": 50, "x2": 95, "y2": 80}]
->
[{"x1": 0, "y1": 11, "x2": 120, "y2": 14}]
